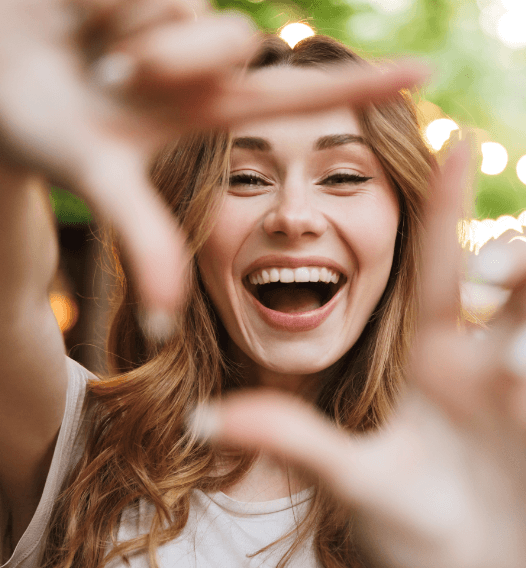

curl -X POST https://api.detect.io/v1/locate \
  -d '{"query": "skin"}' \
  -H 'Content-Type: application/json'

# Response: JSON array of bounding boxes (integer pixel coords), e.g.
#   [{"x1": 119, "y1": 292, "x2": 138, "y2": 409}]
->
[{"x1": 198, "y1": 101, "x2": 400, "y2": 398}]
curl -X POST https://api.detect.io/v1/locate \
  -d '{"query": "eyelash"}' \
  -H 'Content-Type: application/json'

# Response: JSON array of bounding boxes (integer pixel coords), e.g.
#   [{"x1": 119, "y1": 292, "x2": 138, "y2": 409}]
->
[
  {"x1": 319, "y1": 173, "x2": 373, "y2": 186},
  {"x1": 229, "y1": 173, "x2": 270, "y2": 187},
  {"x1": 228, "y1": 172, "x2": 372, "y2": 188}
]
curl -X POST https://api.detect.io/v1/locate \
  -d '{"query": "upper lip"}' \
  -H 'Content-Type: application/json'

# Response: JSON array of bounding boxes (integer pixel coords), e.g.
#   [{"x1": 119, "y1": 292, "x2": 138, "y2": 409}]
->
[{"x1": 243, "y1": 255, "x2": 348, "y2": 280}]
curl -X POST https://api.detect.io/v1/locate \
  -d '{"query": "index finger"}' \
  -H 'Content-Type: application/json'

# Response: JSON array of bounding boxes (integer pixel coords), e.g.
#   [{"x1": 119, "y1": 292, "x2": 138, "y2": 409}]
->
[
  {"x1": 209, "y1": 61, "x2": 432, "y2": 128},
  {"x1": 418, "y1": 141, "x2": 473, "y2": 327}
]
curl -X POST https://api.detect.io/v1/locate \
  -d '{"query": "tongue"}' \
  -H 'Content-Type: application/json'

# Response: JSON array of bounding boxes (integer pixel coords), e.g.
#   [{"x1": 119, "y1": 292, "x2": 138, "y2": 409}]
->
[{"x1": 265, "y1": 286, "x2": 322, "y2": 313}]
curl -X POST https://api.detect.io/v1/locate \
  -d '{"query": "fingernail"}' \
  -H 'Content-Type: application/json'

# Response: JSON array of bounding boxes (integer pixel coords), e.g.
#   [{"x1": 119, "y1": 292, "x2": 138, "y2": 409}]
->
[
  {"x1": 138, "y1": 308, "x2": 179, "y2": 344},
  {"x1": 185, "y1": 403, "x2": 221, "y2": 442},
  {"x1": 92, "y1": 52, "x2": 136, "y2": 90},
  {"x1": 507, "y1": 325, "x2": 526, "y2": 378},
  {"x1": 467, "y1": 241, "x2": 516, "y2": 286}
]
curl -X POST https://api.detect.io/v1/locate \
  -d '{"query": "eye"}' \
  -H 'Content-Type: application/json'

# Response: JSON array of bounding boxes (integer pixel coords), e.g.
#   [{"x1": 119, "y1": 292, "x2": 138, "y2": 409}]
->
[
  {"x1": 319, "y1": 172, "x2": 373, "y2": 186},
  {"x1": 229, "y1": 173, "x2": 271, "y2": 188}
]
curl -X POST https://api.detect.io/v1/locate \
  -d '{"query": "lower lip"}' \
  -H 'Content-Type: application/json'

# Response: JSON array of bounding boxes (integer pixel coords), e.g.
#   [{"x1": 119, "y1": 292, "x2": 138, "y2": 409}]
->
[{"x1": 246, "y1": 284, "x2": 344, "y2": 332}]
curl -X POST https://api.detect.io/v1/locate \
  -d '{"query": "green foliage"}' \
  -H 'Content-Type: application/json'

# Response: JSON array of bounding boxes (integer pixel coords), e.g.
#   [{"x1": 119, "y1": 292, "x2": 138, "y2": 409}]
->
[
  {"x1": 50, "y1": 187, "x2": 91, "y2": 225},
  {"x1": 474, "y1": 171, "x2": 526, "y2": 219}
]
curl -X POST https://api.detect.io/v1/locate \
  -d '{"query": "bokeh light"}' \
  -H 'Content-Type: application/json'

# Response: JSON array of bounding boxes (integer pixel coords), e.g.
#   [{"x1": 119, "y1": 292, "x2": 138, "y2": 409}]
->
[
  {"x1": 497, "y1": 10, "x2": 526, "y2": 49},
  {"x1": 279, "y1": 23, "x2": 315, "y2": 48},
  {"x1": 516, "y1": 155, "x2": 526, "y2": 185},
  {"x1": 479, "y1": 0, "x2": 526, "y2": 48},
  {"x1": 50, "y1": 293, "x2": 79, "y2": 334},
  {"x1": 424, "y1": 118, "x2": 459, "y2": 151},
  {"x1": 367, "y1": 0, "x2": 414, "y2": 13},
  {"x1": 501, "y1": 0, "x2": 522, "y2": 8},
  {"x1": 481, "y1": 142, "x2": 508, "y2": 175},
  {"x1": 458, "y1": 212, "x2": 526, "y2": 254},
  {"x1": 478, "y1": 2, "x2": 505, "y2": 38}
]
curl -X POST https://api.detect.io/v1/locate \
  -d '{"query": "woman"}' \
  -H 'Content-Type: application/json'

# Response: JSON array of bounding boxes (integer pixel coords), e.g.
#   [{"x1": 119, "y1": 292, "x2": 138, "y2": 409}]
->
[
  {"x1": 2, "y1": 4, "x2": 526, "y2": 568},
  {"x1": 39, "y1": 35, "x2": 431, "y2": 568},
  {"x1": 39, "y1": 34, "x2": 436, "y2": 567}
]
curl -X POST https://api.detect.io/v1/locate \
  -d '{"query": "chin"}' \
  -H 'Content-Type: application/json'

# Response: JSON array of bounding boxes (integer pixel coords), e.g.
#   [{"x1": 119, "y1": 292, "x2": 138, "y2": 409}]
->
[{"x1": 249, "y1": 341, "x2": 347, "y2": 376}]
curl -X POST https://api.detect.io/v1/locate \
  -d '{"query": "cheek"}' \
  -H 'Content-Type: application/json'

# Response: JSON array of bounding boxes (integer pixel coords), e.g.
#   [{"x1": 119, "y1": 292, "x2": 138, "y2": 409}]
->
[
  {"x1": 198, "y1": 199, "x2": 255, "y2": 291},
  {"x1": 337, "y1": 194, "x2": 400, "y2": 269}
]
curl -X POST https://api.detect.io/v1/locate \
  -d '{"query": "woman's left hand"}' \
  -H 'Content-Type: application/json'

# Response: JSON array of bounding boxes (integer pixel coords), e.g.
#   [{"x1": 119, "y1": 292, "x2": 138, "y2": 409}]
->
[
  {"x1": 0, "y1": 0, "x2": 427, "y2": 323},
  {"x1": 190, "y1": 143, "x2": 526, "y2": 568}
]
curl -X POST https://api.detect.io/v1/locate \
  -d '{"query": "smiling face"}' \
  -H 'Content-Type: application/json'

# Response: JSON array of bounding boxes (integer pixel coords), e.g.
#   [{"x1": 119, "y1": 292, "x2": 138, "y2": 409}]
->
[{"x1": 198, "y1": 103, "x2": 400, "y2": 387}]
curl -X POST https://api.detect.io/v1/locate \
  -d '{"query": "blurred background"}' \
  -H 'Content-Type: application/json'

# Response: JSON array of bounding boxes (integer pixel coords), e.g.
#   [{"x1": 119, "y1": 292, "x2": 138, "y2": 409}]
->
[{"x1": 51, "y1": 0, "x2": 526, "y2": 372}]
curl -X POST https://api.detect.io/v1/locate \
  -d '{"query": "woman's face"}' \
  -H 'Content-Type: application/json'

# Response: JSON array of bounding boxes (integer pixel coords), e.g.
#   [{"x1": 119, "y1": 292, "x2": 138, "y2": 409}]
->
[{"x1": 198, "y1": 95, "x2": 400, "y2": 381}]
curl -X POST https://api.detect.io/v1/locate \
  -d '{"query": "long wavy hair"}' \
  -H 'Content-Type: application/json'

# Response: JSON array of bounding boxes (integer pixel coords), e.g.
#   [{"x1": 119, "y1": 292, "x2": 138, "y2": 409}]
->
[{"x1": 42, "y1": 35, "x2": 436, "y2": 567}]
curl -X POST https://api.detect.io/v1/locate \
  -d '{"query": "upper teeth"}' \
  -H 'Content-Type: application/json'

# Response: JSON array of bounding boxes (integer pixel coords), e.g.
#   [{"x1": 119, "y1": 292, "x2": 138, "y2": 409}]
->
[{"x1": 248, "y1": 267, "x2": 340, "y2": 285}]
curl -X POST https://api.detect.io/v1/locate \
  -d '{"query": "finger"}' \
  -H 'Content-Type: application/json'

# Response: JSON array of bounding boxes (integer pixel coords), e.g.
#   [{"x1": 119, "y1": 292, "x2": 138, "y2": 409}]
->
[
  {"x1": 71, "y1": 0, "x2": 205, "y2": 30},
  {"x1": 466, "y1": 237, "x2": 526, "y2": 418},
  {"x1": 407, "y1": 142, "x2": 505, "y2": 423},
  {"x1": 507, "y1": 324, "x2": 526, "y2": 427},
  {"x1": 409, "y1": 324, "x2": 501, "y2": 426},
  {"x1": 204, "y1": 61, "x2": 431, "y2": 128},
  {"x1": 69, "y1": 0, "x2": 121, "y2": 20},
  {"x1": 187, "y1": 390, "x2": 378, "y2": 507},
  {"x1": 418, "y1": 141, "x2": 473, "y2": 327},
  {"x1": 75, "y1": 141, "x2": 190, "y2": 339},
  {"x1": 75, "y1": 0, "x2": 207, "y2": 65},
  {"x1": 70, "y1": 0, "x2": 124, "y2": 40},
  {"x1": 100, "y1": 14, "x2": 256, "y2": 90},
  {"x1": 105, "y1": 0, "x2": 208, "y2": 40},
  {"x1": 414, "y1": 275, "x2": 526, "y2": 432},
  {"x1": 501, "y1": 257, "x2": 526, "y2": 381},
  {"x1": 488, "y1": 241, "x2": 526, "y2": 422}
]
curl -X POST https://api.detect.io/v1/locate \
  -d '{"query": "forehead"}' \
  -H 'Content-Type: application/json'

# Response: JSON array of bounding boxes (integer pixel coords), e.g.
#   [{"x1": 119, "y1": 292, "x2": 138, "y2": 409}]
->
[{"x1": 231, "y1": 106, "x2": 364, "y2": 151}]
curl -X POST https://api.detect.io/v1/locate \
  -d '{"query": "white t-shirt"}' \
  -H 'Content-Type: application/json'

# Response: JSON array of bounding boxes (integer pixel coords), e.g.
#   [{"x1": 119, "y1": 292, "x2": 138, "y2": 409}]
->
[{"x1": 0, "y1": 357, "x2": 320, "y2": 568}]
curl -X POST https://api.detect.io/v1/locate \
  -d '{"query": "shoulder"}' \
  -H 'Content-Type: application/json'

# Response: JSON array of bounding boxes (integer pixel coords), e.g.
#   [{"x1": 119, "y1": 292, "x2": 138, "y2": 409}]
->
[{"x1": 0, "y1": 356, "x2": 97, "y2": 567}]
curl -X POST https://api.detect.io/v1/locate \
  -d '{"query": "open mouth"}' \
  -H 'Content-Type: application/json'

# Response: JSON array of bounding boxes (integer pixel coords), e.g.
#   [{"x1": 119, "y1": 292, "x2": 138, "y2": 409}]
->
[{"x1": 244, "y1": 268, "x2": 346, "y2": 314}]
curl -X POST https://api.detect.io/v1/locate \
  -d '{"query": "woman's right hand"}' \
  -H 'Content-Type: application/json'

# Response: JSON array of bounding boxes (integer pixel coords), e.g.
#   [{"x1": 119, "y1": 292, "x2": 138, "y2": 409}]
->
[{"x1": 0, "y1": 0, "x2": 429, "y2": 331}]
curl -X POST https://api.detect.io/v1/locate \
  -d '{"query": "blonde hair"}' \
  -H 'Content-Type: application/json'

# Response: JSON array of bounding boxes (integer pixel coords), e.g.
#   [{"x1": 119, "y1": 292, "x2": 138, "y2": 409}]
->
[{"x1": 42, "y1": 35, "x2": 436, "y2": 567}]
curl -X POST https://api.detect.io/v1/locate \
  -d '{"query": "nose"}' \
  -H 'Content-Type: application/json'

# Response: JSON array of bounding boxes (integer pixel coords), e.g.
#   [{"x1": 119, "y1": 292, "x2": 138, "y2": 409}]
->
[{"x1": 263, "y1": 180, "x2": 328, "y2": 240}]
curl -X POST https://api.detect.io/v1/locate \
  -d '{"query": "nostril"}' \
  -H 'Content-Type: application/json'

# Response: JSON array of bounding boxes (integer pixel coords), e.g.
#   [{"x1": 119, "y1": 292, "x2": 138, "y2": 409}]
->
[{"x1": 263, "y1": 206, "x2": 329, "y2": 239}]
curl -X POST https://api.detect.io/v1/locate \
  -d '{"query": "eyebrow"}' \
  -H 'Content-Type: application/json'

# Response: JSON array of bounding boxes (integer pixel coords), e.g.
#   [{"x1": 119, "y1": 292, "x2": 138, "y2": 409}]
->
[
  {"x1": 232, "y1": 137, "x2": 272, "y2": 152},
  {"x1": 315, "y1": 134, "x2": 369, "y2": 151},
  {"x1": 232, "y1": 134, "x2": 369, "y2": 153}
]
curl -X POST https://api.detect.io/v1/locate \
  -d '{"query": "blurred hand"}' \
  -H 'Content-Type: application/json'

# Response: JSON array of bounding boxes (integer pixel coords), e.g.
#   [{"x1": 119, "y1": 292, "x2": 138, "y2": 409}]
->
[
  {"x1": 0, "y1": 0, "x2": 428, "y2": 331},
  {"x1": 191, "y1": 144, "x2": 526, "y2": 568}
]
